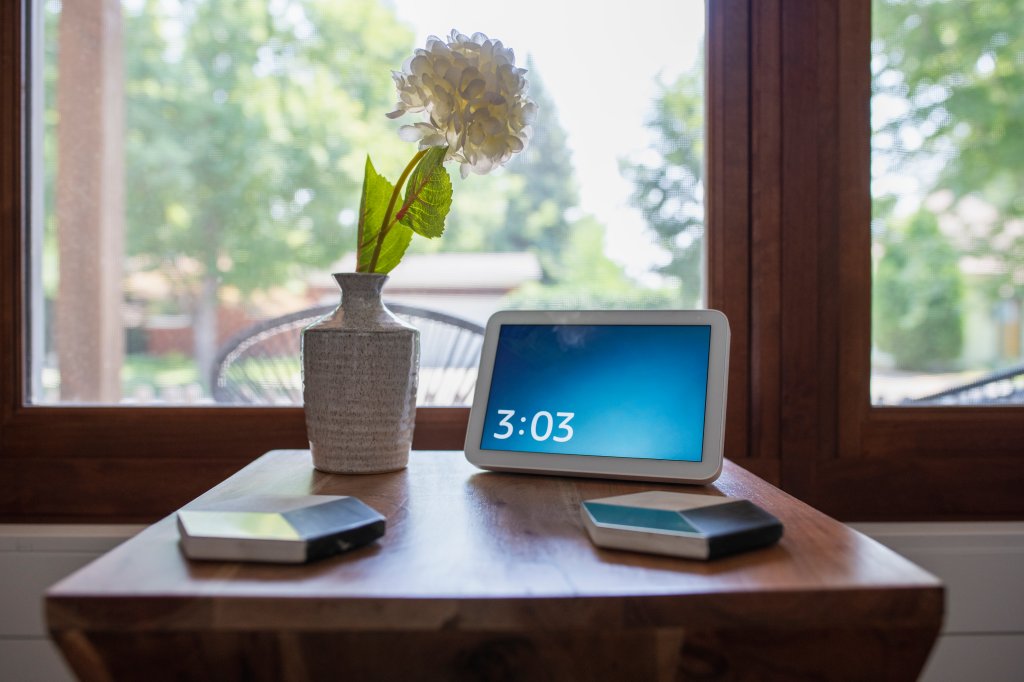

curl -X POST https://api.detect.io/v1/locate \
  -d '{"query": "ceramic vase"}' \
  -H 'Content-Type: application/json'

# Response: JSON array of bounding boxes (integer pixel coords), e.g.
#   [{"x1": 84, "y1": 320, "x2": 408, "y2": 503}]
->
[{"x1": 301, "y1": 273, "x2": 419, "y2": 473}]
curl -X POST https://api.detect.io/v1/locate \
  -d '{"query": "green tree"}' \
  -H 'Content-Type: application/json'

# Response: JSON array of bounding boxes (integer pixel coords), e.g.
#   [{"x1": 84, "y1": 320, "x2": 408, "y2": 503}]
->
[
  {"x1": 503, "y1": 217, "x2": 678, "y2": 310},
  {"x1": 122, "y1": 0, "x2": 413, "y2": 384},
  {"x1": 874, "y1": 210, "x2": 964, "y2": 371},
  {"x1": 499, "y1": 57, "x2": 579, "y2": 281},
  {"x1": 621, "y1": 61, "x2": 704, "y2": 308},
  {"x1": 873, "y1": 0, "x2": 1024, "y2": 298}
]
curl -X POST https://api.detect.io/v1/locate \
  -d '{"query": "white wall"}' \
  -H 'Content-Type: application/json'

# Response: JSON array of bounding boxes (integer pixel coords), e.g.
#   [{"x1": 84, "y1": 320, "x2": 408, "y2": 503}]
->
[
  {"x1": 0, "y1": 525, "x2": 143, "y2": 682},
  {"x1": 2, "y1": 523, "x2": 1022, "y2": 681},
  {"x1": 852, "y1": 522, "x2": 1024, "y2": 682}
]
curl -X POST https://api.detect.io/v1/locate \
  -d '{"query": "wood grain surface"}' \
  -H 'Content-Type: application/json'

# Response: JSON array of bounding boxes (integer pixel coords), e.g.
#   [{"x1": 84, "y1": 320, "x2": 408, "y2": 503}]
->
[{"x1": 47, "y1": 450, "x2": 943, "y2": 681}]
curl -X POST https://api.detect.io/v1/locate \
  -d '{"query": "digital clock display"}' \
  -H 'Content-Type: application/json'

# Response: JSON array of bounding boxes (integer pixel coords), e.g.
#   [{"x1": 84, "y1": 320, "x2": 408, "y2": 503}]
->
[{"x1": 480, "y1": 324, "x2": 711, "y2": 461}]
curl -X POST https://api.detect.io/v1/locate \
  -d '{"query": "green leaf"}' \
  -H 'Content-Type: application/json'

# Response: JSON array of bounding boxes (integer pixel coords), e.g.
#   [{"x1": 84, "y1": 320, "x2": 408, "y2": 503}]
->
[
  {"x1": 395, "y1": 146, "x2": 453, "y2": 239},
  {"x1": 356, "y1": 155, "x2": 412, "y2": 274},
  {"x1": 370, "y1": 222, "x2": 413, "y2": 274}
]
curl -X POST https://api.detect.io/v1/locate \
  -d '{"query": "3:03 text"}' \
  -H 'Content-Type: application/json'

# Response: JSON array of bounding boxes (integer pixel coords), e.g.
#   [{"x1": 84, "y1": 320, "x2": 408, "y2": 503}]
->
[{"x1": 492, "y1": 409, "x2": 574, "y2": 442}]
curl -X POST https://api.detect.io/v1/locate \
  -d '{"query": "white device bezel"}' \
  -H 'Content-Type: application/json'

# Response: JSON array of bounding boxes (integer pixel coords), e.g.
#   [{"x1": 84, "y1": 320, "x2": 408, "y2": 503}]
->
[{"x1": 464, "y1": 309, "x2": 730, "y2": 484}]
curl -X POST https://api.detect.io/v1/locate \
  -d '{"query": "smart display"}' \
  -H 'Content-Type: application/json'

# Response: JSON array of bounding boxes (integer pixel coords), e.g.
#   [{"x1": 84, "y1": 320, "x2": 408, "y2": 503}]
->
[
  {"x1": 465, "y1": 309, "x2": 730, "y2": 484},
  {"x1": 480, "y1": 324, "x2": 711, "y2": 461}
]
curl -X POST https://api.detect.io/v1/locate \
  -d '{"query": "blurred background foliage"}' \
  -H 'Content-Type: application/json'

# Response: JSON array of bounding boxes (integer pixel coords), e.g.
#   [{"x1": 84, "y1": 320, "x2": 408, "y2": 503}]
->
[
  {"x1": 871, "y1": 0, "x2": 1024, "y2": 377},
  {"x1": 43, "y1": 0, "x2": 706, "y2": 393},
  {"x1": 42, "y1": 0, "x2": 1024, "y2": 399}
]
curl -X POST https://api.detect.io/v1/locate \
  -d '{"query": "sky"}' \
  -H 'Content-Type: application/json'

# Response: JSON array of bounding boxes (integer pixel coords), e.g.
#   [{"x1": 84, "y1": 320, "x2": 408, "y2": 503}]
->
[{"x1": 389, "y1": 0, "x2": 706, "y2": 277}]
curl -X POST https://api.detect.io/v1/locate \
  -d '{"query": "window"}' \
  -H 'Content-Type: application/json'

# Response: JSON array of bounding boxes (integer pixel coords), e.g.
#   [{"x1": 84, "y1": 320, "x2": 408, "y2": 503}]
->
[
  {"x1": 32, "y1": 0, "x2": 707, "y2": 407},
  {"x1": 871, "y1": 0, "x2": 1024, "y2": 406},
  {"x1": 827, "y1": 1, "x2": 1021, "y2": 518},
  {"x1": 3, "y1": 1, "x2": 1022, "y2": 522},
  {"x1": 3, "y1": 0, "x2": 721, "y2": 520}
]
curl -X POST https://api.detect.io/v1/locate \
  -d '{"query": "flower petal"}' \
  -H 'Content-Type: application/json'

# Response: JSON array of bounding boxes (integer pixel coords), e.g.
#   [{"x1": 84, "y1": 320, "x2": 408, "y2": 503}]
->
[{"x1": 398, "y1": 122, "x2": 434, "y2": 142}]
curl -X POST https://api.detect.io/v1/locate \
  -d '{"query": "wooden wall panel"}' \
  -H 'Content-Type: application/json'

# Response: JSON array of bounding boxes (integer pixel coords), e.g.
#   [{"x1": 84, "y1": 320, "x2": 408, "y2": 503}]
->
[
  {"x1": 778, "y1": 1, "x2": 826, "y2": 502},
  {"x1": 750, "y1": 0, "x2": 782, "y2": 481},
  {"x1": 0, "y1": 1, "x2": 24, "y2": 419},
  {"x1": 707, "y1": 0, "x2": 752, "y2": 467},
  {"x1": 813, "y1": 2, "x2": 840, "y2": 471},
  {"x1": 0, "y1": 406, "x2": 468, "y2": 519},
  {"x1": 836, "y1": 0, "x2": 872, "y2": 459}
]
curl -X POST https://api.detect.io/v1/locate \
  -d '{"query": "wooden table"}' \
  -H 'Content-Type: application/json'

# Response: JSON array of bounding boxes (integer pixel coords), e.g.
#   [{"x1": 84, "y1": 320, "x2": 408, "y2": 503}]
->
[{"x1": 47, "y1": 450, "x2": 943, "y2": 681}]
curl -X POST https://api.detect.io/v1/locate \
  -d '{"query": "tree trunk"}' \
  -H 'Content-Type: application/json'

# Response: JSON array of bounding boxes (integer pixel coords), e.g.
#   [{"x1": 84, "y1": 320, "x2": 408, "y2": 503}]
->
[{"x1": 193, "y1": 274, "x2": 219, "y2": 395}]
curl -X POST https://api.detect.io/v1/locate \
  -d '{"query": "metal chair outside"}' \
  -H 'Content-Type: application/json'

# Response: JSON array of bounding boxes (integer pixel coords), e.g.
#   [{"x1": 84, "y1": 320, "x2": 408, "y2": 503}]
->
[
  {"x1": 903, "y1": 361, "x2": 1024, "y2": 405},
  {"x1": 211, "y1": 303, "x2": 485, "y2": 406}
]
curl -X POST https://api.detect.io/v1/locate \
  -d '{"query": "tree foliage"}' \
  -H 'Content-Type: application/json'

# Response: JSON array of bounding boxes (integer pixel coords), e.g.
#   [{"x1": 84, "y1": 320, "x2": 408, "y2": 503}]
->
[
  {"x1": 119, "y1": 0, "x2": 414, "y2": 378},
  {"x1": 499, "y1": 57, "x2": 579, "y2": 281},
  {"x1": 123, "y1": 0, "x2": 413, "y2": 289},
  {"x1": 621, "y1": 62, "x2": 704, "y2": 308},
  {"x1": 46, "y1": 0, "x2": 704, "y2": 393},
  {"x1": 504, "y1": 217, "x2": 678, "y2": 310},
  {"x1": 873, "y1": 0, "x2": 1024, "y2": 297},
  {"x1": 874, "y1": 210, "x2": 964, "y2": 371}
]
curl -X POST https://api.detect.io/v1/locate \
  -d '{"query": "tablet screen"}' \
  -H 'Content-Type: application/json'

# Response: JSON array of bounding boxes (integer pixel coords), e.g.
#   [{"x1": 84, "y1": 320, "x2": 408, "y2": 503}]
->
[{"x1": 479, "y1": 324, "x2": 711, "y2": 462}]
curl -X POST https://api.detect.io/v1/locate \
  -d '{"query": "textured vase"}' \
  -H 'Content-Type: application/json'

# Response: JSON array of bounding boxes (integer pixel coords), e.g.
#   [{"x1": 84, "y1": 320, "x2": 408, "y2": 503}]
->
[{"x1": 301, "y1": 273, "x2": 419, "y2": 473}]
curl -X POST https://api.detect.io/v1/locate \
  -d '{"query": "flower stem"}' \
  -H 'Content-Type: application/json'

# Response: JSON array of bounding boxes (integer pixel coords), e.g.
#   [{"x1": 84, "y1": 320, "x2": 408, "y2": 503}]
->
[{"x1": 368, "y1": 148, "x2": 429, "y2": 273}]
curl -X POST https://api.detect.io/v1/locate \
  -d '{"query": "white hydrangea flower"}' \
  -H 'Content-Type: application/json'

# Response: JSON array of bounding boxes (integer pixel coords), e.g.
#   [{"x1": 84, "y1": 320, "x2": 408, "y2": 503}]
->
[{"x1": 387, "y1": 30, "x2": 537, "y2": 179}]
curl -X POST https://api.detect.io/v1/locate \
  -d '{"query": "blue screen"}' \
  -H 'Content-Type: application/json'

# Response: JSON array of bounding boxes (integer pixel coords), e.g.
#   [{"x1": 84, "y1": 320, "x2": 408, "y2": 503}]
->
[{"x1": 480, "y1": 324, "x2": 711, "y2": 461}]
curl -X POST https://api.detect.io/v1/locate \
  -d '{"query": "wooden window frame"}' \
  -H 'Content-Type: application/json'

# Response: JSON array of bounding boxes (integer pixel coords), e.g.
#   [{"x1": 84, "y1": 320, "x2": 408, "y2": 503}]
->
[
  {"x1": 3, "y1": 1, "x2": 1022, "y2": 522},
  {"x1": 0, "y1": 0, "x2": 471, "y2": 521},
  {"x1": 746, "y1": 1, "x2": 1024, "y2": 520}
]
